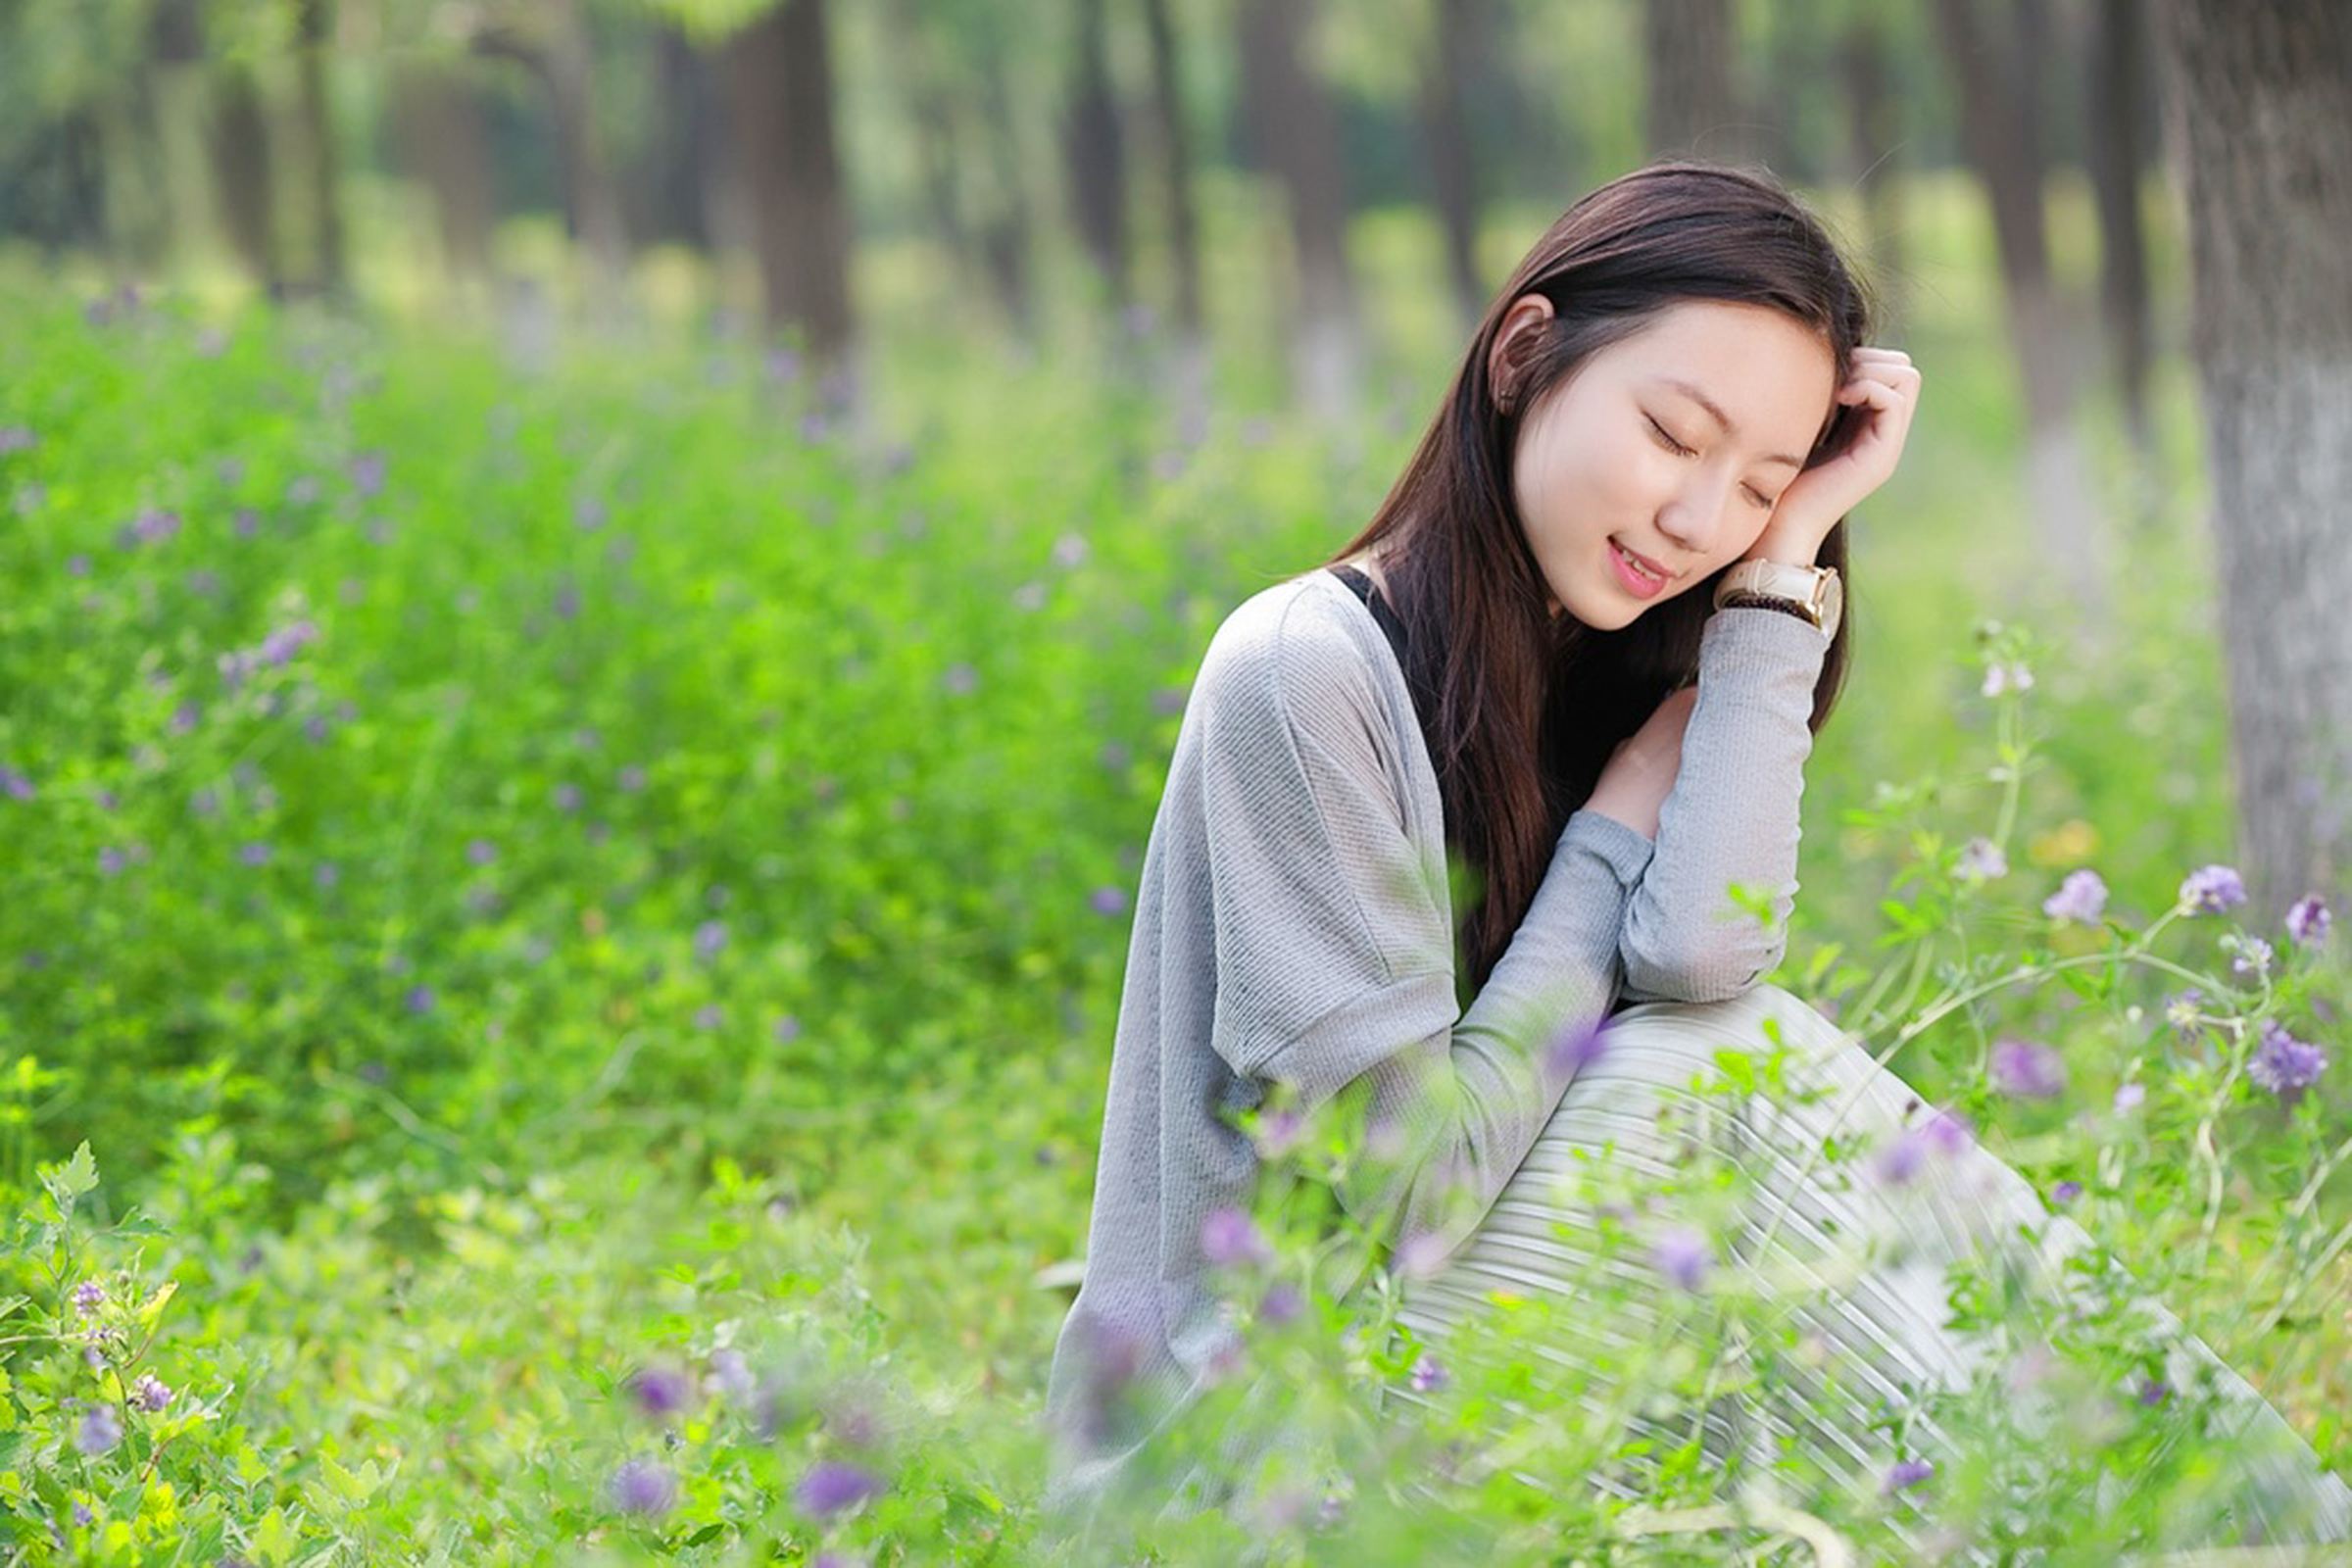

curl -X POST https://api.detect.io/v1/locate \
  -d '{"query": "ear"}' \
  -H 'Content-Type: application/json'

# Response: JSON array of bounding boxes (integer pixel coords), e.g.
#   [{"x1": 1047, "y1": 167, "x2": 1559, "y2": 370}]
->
[{"x1": 1488, "y1": 293, "x2": 1555, "y2": 413}]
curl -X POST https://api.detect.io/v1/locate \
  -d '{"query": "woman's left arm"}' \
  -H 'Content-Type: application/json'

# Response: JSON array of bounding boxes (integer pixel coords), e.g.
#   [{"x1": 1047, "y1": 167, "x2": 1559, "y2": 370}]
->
[
  {"x1": 1618, "y1": 345, "x2": 1921, "y2": 1004},
  {"x1": 1615, "y1": 607, "x2": 1830, "y2": 1004}
]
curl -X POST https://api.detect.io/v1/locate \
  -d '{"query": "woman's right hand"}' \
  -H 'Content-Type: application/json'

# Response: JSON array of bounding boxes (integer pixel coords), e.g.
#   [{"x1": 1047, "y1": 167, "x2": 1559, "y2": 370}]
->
[{"x1": 1582, "y1": 684, "x2": 1697, "y2": 843}]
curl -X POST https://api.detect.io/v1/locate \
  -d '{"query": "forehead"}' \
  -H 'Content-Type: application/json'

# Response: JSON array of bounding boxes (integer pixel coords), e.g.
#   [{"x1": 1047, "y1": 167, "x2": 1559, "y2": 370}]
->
[{"x1": 1605, "y1": 300, "x2": 1837, "y2": 400}]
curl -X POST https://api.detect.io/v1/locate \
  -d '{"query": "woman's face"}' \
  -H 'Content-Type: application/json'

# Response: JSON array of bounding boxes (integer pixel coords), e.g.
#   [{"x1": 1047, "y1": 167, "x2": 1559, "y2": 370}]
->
[{"x1": 1494, "y1": 296, "x2": 1840, "y2": 630}]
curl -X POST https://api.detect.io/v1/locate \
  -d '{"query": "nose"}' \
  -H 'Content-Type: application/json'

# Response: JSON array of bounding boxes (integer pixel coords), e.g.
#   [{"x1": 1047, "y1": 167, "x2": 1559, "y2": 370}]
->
[{"x1": 1656, "y1": 472, "x2": 1741, "y2": 559}]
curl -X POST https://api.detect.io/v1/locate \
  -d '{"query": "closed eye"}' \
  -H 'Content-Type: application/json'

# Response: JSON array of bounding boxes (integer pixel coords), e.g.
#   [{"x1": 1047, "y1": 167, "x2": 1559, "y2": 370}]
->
[
  {"x1": 1645, "y1": 414, "x2": 1693, "y2": 458},
  {"x1": 1648, "y1": 414, "x2": 1776, "y2": 511}
]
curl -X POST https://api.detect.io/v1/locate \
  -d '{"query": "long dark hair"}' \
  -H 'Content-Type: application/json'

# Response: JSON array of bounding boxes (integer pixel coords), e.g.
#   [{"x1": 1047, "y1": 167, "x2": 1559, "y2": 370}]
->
[{"x1": 1323, "y1": 160, "x2": 1875, "y2": 1001}]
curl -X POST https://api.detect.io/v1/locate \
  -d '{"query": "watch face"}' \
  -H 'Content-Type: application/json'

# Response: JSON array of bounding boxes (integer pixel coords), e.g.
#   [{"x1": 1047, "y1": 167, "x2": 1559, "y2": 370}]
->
[{"x1": 1820, "y1": 573, "x2": 1843, "y2": 636}]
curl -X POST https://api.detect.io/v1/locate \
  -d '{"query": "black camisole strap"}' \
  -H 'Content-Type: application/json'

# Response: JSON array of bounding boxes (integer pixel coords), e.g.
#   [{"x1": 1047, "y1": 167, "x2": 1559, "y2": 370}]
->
[{"x1": 1329, "y1": 564, "x2": 1411, "y2": 666}]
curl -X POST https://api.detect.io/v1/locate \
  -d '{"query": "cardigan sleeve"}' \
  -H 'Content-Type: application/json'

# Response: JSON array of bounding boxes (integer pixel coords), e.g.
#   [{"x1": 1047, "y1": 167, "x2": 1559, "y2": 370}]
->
[
  {"x1": 1189, "y1": 595, "x2": 1654, "y2": 1261},
  {"x1": 1616, "y1": 604, "x2": 1833, "y2": 1004}
]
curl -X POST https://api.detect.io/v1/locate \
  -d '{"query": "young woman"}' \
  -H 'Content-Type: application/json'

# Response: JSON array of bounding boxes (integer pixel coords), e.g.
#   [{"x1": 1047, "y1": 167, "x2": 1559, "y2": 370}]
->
[{"x1": 1041, "y1": 161, "x2": 2351, "y2": 1552}]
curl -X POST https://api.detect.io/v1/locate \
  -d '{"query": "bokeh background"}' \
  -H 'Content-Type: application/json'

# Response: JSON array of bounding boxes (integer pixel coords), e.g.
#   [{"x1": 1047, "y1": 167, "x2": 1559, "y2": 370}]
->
[{"x1": 3, "y1": 0, "x2": 2349, "y2": 1561}]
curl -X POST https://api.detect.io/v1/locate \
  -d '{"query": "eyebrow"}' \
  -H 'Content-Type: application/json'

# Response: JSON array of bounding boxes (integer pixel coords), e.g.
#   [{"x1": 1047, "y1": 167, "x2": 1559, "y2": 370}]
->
[{"x1": 1656, "y1": 377, "x2": 1806, "y2": 470}]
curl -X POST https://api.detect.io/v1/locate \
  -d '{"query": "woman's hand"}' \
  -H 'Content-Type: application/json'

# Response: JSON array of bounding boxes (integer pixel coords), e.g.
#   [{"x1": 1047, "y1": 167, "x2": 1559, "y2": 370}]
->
[
  {"x1": 1583, "y1": 685, "x2": 1699, "y2": 843},
  {"x1": 1745, "y1": 345, "x2": 1921, "y2": 565}
]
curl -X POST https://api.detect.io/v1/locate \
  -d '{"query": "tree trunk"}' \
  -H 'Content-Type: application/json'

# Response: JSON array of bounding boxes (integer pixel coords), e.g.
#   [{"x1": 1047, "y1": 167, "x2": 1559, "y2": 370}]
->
[
  {"x1": 1931, "y1": 0, "x2": 2113, "y2": 631},
  {"x1": 2086, "y1": 0, "x2": 2154, "y2": 466},
  {"x1": 293, "y1": 0, "x2": 348, "y2": 300},
  {"x1": 210, "y1": 61, "x2": 281, "y2": 297},
  {"x1": 1236, "y1": 0, "x2": 1360, "y2": 427},
  {"x1": 1838, "y1": 5, "x2": 1906, "y2": 335},
  {"x1": 1140, "y1": 0, "x2": 1207, "y2": 443},
  {"x1": 972, "y1": 32, "x2": 1038, "y2": 341},
  {"x1": 2150, "y1": 0, "x2": 2352, "y2": 918},
  {"x1": 1419, "y1": 0, "x2": 1487, "y2": 333},
  {"x1": 1064, "y1": 0, "x2": 1131, "y2": 309},
  {"x1": 643, "y1": 25, "x2": 715, "y2": 250},
  {"x1": 725, "y1": 0, "x2": 858, "y2": 403},
  {"x1": 389, "y1": 56, "x2": 496, "y2": 302},
  {"x1": 540, "y1": 0, "x2": 629, "y2": 318},
  {"x1": 1643, "y1": 0, "x2": 1744, "y2": 161}
]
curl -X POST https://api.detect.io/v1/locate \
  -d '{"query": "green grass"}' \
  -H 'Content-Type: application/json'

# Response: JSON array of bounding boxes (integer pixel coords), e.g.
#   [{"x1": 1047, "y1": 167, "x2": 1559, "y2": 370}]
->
[{"x1": 2, "y1": 173, "x2": 2348, "y2": 1563}]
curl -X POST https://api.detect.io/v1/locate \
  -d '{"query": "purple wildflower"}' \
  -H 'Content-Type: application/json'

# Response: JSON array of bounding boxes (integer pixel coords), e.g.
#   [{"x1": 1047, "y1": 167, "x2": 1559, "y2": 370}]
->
[
  {"x1": 465, "y1": 838, "x2": 497, "y2": 867},
  {"x1": 2285, "y1": 894, "x2": 2331, "y2": 948},
  {"x1": 1408, "y1": 1352, "x2": 1448, "y2": 1394},
  {"x1": 130, "y1": 1373, "x2": 172, "y2": 1413},
  {"x1": 705, "y1": 1348, "x2": 756, "y2": 1404},
  {"x1": 1650, "y1": 1225, "x2": 1713, "y2": 1292},
  {"x1": 257, "y1": 620, "x2": 318, "y2": 666},
  {"x1": 2247, "y1": 1020, "x2": 2327, "y2": 1103},
  {"x1": 72, "y1": 1280, "x2": 104, "y2": 1312},
  {"x1": 1250, "y1": 1105, "x2": 1305, "y2": 1159},
  {"x1": 2113, "y1": 1082, "x2": 2146, "y2": 1113},
  {"x1": 0, "y1": 425, "x2": 35, "y2": 454},
  {"x1": 1088, "y1": 885, "x2": 1129, "y2": 917},
  {"x1": 607, "y1": 1456, "x2": 677, "y2": 1517},
  {"x1": 628, "y1": 1364, "x2": 695, "y2": 1421},
  {"x1": 774, "y1": 1014, "x2": 803, "y2": 1044},
  {"x1": 1989, "y1": 1037, "x2": 2067, "y2": 1100},
  {"x1": 2137, "y1": 1375, "x2": 2172, "y2": 1407},
  {"x1": 575, "y1": 496, "x2": 608, "y2": 531},
  {"x1": 693, "y1": 919, "x2": 728, "y2": 963},
  {"x1": 1051, "y1": 533, "x2": 1090, "y2": 569},
  {"x1": 1, "y1": 765, "x2": 34, "y2": 801},
  {"x1": 1259, "y1": 1282, "x2": 1303, "y2": 1326},
  {"x1": 2042, "y1": 869, "x2": 2108, "y2": 924},
  {"x1": 171, "y1": 701, "x2": 201, "y2": 735},
  {"x1": 2166, "y1": 988, "x2": 2205, "y2": 1037},
  {"x1": 941, "y1": 662, "x2": 979, "y2": 696},
  {"x1": 1884, "y1": 1457, "x2": 1936, "y2": 1494},
  {"x1": 68, "y1": 553, "x2": 90, "y2": 574},
  {"x1": 2179, "y1": 864, "x2": 2248, "y2": 915},
  {"x1": 98, "y1": 848, "x2": 125, "y2": 876},
  {"x1": 238, "y1": 842, "x2": 271, "y2": 868},
  {"x1": 72, "y1": 1500, "x2": 93, "y2": 1527},
  {"x1": 553, "y1": 783, "x2": 582, "y2": 812},
  {"x1": 348, "y1": 452, "x2": 386, "y2": 498},
  {"x1": 2230, "y1": 935, "x2": 2274, "y2": 979},
  {"x1": 2051, "y1": 1180, "x2": 2082, "y2": 1206},
  {"x1": 1956, "y1": 837, "x2": 2008, "y2": 882},
  {"x1": 694, "y1": 1004, "x2": 724, "y2": 1031},
  {"x1": 1547, "y1": 1012, "x2": 1612, "y2": 1077},
  {"x1": 404, "y1": 984, "x2": 436, "y2": 1015},
  {"x1": 315, "y1": 861, "x2": 340, "y2": 890},
  {"x1": 74, "y1": 1404, "x2": 122, "y2": 1456},
  {"x1": 617, "y1": 764, "x2": 647, "y2": 793},
  {"x1": 1201, "y1": 1207, "x2": 1274, "y2": 1268},
  {"x1": 794, "y1": 1459, "x2": 884, "y2": 1520}
]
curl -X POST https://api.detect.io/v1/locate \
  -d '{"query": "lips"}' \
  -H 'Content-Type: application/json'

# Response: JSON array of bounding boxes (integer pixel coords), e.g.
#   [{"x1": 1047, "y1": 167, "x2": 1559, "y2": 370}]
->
[{"x1": 1612, "y1": 538, "x2": 1675, "y2": 582}]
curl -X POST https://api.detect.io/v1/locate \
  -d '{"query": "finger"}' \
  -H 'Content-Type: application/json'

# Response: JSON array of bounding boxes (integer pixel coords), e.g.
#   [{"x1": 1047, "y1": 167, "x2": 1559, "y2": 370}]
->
[{"x1": 1850, "y1": 346, "x2": 1913, "y2": 365}]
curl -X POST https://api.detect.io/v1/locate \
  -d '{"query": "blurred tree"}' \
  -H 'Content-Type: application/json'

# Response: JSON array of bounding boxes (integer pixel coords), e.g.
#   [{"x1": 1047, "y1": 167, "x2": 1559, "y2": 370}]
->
[
  {"x1": 721, "y1": 0, "x2": 857, "y2": 396},
  {"x1": 388, "y1": 52, "x2": 497, "y2": 301},
  {"x1": 289, "y1": 0, "x2": 346, "y2": 299},
  {"x1": 2152, "y1": 0, "x2": 2352, "y2": 917},
  {"x1": 1063, "y1": 0, "x2": 1133, "y2": 310},
  {"x1": 209, "y1": 52, "x2": 280, "y2": 296},
  {"x1": 1643, "y1": 0, "x2": 1752, "y2": 163},
  {"x1": 1140, "y1": 0, "x2": 1207, "y2": 441},
  {"x1": 2084, "y1": 0, "x2": 2153, "y2": 473},
  {"x1": 1418, "y1": 0, "x2": 1494, "y2": 332},
  {"x1": 1236, "y1": 0, "x2": 1361, "y2": 425},
  {"x1": 1835, "y1": 0, "x2": 1907, "y2": 335},
  {"x1": 1932, "y1": 0, "x2": 2114, "y2": 631},
  {"x1": 477, "y1": 0, "x2": 629, "y2": 315}
]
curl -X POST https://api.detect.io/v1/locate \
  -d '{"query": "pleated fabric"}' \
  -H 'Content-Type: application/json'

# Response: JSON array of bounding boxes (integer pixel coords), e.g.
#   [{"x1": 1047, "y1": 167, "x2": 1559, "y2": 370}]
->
[{"x1": 1379, "y1": 982, "x2": 2352, "y2": 1559}]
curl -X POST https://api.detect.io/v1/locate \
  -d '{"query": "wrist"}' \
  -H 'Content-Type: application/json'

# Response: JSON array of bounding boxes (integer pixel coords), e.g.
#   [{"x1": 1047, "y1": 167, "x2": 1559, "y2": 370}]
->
[{"x1": 1741, "y1": 529, "x2": 1826, "y2": 568}]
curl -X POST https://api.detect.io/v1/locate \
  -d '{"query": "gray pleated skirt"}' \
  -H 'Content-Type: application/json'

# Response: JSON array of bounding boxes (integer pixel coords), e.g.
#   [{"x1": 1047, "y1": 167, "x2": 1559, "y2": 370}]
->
[{"x1": 1380, "y1": 983, "x2": 2352, "y2": 1559}]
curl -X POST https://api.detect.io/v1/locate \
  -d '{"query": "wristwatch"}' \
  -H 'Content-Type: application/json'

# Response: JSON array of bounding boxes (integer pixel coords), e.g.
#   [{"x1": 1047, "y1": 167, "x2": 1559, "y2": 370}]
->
[{"x1": 1713, "y1": 558, "x2": 1842, "y2": 641}]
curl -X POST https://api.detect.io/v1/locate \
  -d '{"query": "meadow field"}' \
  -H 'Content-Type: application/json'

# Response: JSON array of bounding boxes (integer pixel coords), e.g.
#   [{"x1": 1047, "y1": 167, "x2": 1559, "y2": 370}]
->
[{"x1": 2, "y1": 176, "x2": 2346, "y2": 1564}]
